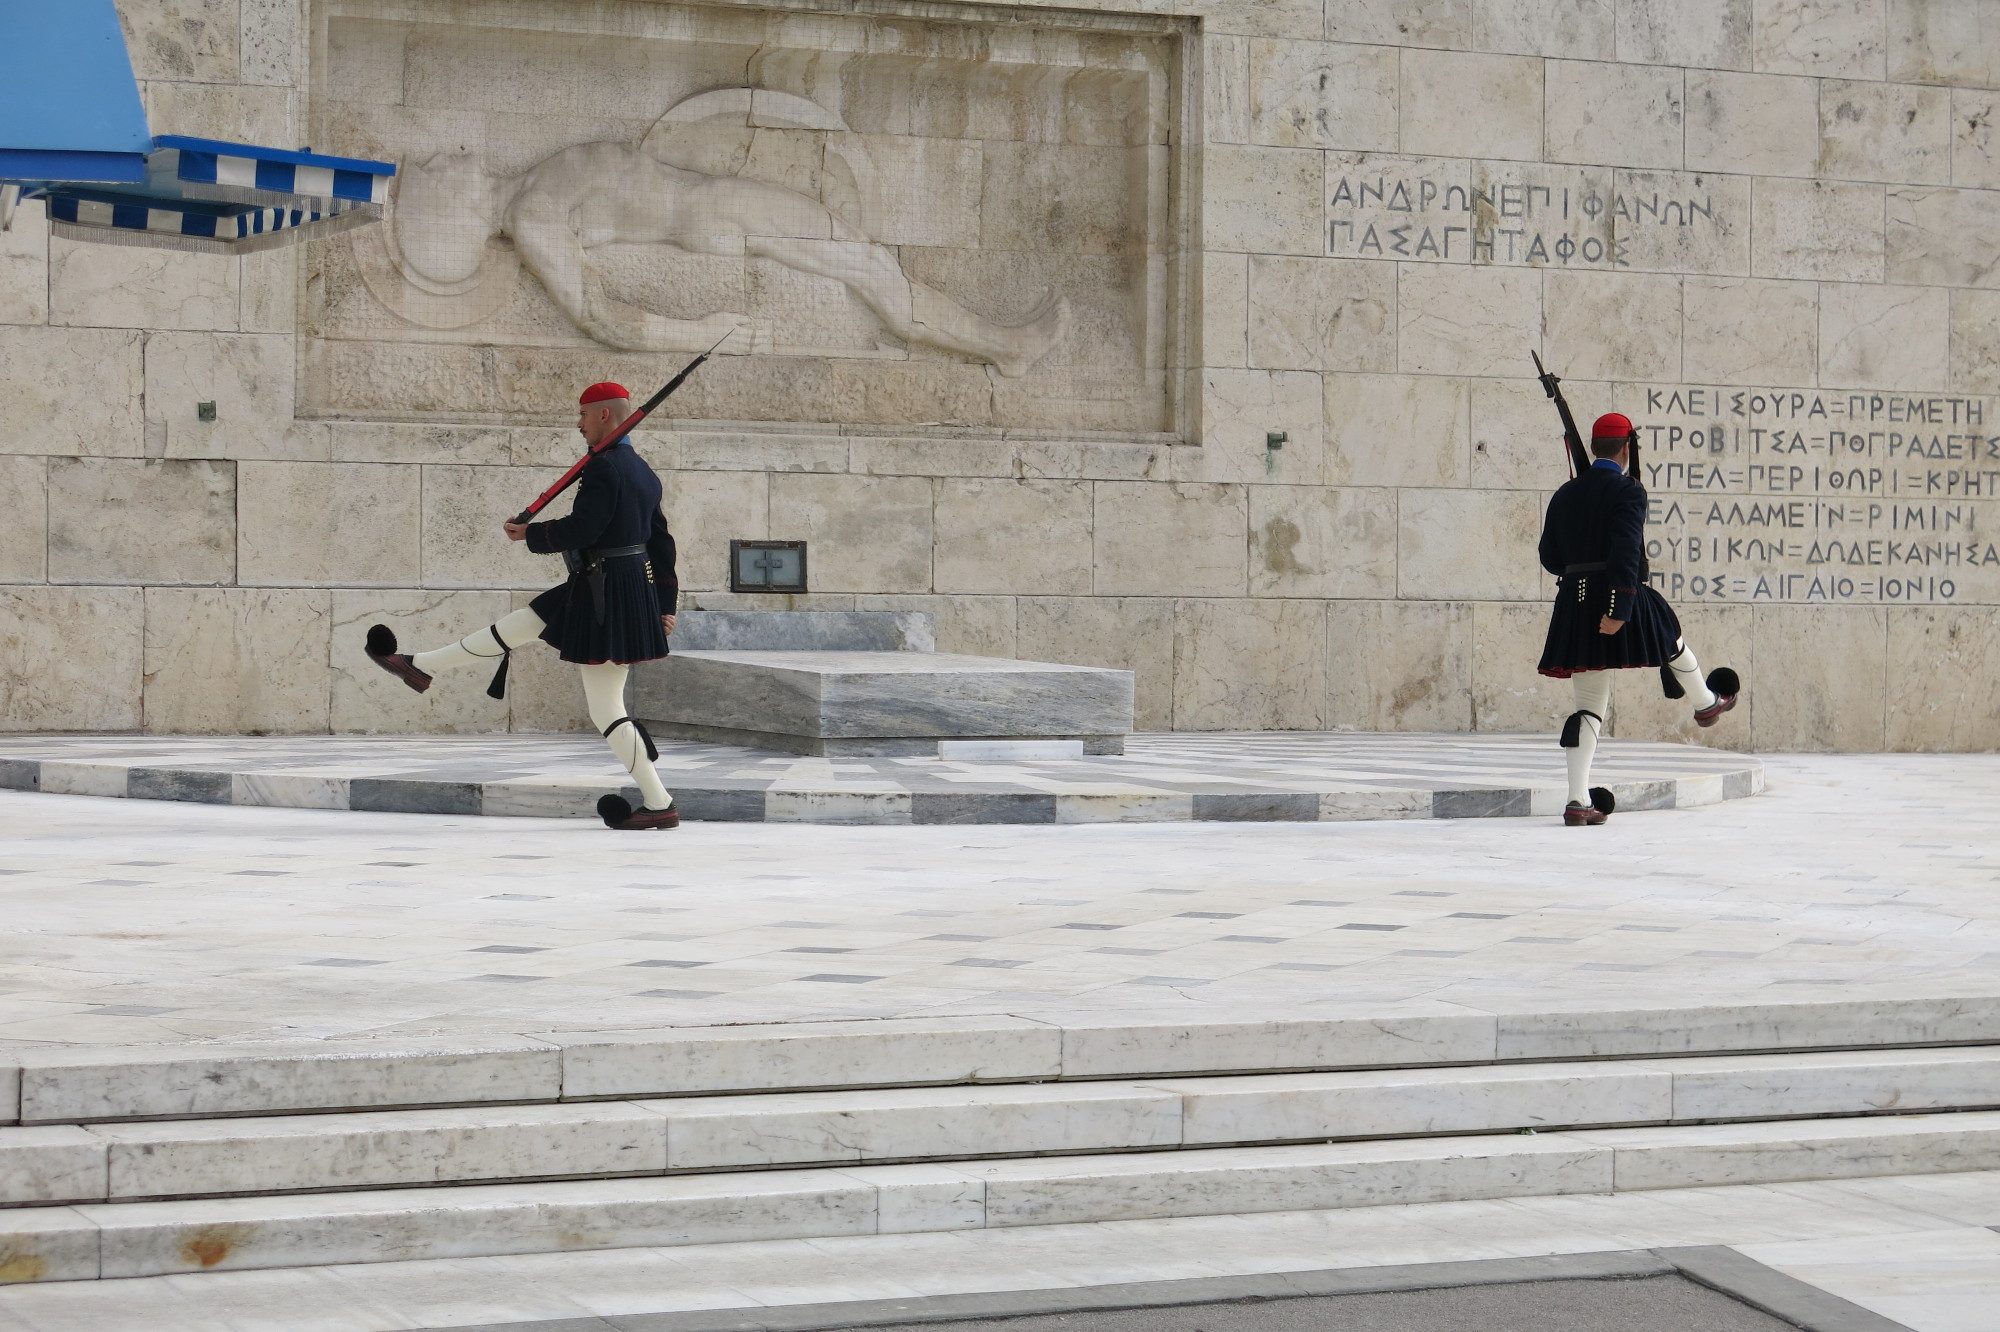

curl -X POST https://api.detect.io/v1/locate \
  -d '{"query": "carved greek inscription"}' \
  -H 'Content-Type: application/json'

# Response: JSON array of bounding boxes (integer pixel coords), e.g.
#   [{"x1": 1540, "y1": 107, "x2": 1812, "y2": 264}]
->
[
  {"x1": 1630, "y1": 385, "x2": 2000, "y2": 605},
  {"x1": 1327, "y1": 161, "x2": 1731, "y2": 271}
]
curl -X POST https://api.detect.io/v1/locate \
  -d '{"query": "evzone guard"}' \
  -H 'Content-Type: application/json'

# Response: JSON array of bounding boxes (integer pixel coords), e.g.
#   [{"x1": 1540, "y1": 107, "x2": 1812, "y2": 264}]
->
[
  {"x1": 363, "y1": 380, "x2": 684, "y2": 830},
  {"x1": 1533, "y1": 357, "x2": 1743, "y2": 826}
]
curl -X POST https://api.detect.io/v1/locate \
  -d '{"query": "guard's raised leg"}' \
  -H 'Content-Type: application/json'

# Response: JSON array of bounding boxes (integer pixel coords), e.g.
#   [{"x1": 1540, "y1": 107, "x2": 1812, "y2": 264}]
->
[{"x1": 1663, "y1": 640, "x2": 1742, "y2": 726}]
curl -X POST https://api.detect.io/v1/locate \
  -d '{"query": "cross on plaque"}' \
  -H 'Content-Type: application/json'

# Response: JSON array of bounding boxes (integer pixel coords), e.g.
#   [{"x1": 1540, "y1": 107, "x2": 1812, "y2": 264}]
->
[{"x1": 730, "y1": 539, "x2": 807, "y2": 594}]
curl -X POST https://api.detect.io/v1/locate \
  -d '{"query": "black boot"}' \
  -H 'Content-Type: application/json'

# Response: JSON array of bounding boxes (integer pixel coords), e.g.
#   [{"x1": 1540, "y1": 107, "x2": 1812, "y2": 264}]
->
[
  {"x1": 365, "y1": 625, "x2": 432, "y2": 694},
  {"x1": 598, "y1": 794, "x2": 680, "y2": 830}
]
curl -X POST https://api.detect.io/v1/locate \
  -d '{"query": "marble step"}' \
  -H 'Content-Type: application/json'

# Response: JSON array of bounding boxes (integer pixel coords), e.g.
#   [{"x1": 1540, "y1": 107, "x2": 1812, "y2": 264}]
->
[
  {"x1": 5, "y1": 1047, "x2": 1999, "y2": 1205},
  {"x1": 11, "y1": 995, "x2": 1999, "y2": 1125},
  {"x1": 8, "y1": 1110, "x2": 2000, "y2": 1282}
]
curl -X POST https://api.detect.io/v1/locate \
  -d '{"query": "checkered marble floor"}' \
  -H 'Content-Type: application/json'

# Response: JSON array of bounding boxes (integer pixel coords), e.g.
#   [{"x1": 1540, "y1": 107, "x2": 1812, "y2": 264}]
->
[
  {"x1": 0, "y1": 731, "x2": 1761, "y2": 823},
  {"x1": 0, "y1": 752, "x2": 1989, "y2": 1051}
]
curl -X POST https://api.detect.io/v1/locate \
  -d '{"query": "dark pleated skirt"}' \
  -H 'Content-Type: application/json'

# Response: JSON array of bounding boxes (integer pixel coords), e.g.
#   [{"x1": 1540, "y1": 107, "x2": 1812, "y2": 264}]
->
[
  {"x1": 529, "y1": 554, "x2": 670, "y2": 665},
  {"x1": 1537, "y1": 575, "x2": 1683, "y2": 678}
]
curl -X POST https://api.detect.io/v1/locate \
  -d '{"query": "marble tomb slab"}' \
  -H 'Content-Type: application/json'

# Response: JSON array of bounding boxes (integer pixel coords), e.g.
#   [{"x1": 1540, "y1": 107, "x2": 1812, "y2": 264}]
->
[
  {"x1": 668, "y1": 610, "x2": 934, "y2": 653},
  {"x1": 633, "y1": 650, "x2": 1136, "y2": 756}
]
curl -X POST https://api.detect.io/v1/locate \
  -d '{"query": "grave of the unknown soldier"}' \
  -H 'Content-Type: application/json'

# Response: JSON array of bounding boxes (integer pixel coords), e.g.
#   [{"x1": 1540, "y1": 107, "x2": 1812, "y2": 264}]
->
[{"x1": 1, "y1": 2, "x2": 1998, "y2": 1329}]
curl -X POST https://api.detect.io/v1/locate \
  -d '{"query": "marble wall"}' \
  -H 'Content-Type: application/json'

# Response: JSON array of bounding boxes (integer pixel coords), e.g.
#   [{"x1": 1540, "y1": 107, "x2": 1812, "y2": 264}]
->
[{"x1": 2, "y1": 0, "x2": 1997, "y2": 751}]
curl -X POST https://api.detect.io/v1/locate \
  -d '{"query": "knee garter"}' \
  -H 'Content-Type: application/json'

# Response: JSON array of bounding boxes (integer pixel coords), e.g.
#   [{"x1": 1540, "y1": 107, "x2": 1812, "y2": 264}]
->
[
  {"x1": 1559, "y1": 709, "x2": 1603, "y2": 749},
  {"x1": 603, "y1": 715, "x2": 659, "y2": 762}
]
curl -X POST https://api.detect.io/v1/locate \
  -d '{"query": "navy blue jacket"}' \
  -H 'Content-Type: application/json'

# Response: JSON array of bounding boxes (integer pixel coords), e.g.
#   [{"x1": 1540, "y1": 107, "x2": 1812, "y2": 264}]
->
[
  {"x1": 1538, "y1": 461, "x2": 1646, "y2": 596},
  {"x1": 525, "y1": 437, "x2": 678, "y2": 609}
]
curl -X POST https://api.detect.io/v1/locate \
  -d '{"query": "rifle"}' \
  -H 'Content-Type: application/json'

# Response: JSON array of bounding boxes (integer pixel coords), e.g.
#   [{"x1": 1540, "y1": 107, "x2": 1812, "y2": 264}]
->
[
  {"x1": 511, "y1": 330, "x2": 732, "y2": 525},
  {"x1": 1531, "y1": 350, "x2": 1592, "y2": 479}
]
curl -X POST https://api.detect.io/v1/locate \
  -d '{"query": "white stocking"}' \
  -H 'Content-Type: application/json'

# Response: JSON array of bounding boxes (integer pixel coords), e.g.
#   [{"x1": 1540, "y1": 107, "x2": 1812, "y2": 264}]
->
[
  {"x1": 580, "y1": 662, "x2": 672, "y2": 812},
  {"x1": 1565, "y1": 672, "x2": 1612, "y2": 806},
  {"x1": 412, "y1": 607, "x2": 545, "y2": 675},
  {"x1": 1664, "y1": 640, "x2": 1717, "y2": 711}
]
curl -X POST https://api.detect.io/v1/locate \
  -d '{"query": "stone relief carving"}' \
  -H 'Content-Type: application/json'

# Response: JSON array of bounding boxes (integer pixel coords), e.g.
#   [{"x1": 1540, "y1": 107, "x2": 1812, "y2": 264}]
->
[{"x1": 358, "y1": 89, "x2": 1070, "y2": 378}]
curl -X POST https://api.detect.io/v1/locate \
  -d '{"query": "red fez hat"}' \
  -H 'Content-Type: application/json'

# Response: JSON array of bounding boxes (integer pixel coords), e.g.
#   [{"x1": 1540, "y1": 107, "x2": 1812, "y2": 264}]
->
[
  {"x1": 1591, "y1": 412, "x2": 1636, "y2": 439},
  {"x1": 579, "y1": 382, "x2": 630, "y2": 406}
]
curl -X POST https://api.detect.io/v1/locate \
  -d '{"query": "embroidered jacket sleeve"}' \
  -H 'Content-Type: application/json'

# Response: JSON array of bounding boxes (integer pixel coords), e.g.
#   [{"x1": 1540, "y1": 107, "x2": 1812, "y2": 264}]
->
[
  {"x1": 526, "y1": 452, "x2": 616, "y2": 555},
  {"x1": 1603, "y1": 478, "x2": 1648, "y2": 620},
  {"x1": 646, "y1": 507, "x2": 678, "y2": 613},
  {"x1": 1537, "y1": 489, "x2": 1568, "y2": 578}
]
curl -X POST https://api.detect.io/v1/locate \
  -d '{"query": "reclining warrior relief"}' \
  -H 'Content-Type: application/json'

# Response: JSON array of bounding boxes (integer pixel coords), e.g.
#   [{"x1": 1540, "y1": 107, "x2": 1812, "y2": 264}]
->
[{"x1": 367, "y1": 90, "x2": 1070, "y2": 378}]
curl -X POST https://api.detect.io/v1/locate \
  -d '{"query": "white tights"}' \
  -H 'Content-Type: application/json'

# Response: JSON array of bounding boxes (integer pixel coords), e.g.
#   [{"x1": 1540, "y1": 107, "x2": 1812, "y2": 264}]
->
[
  {"x1": 412, "y1": 609, "x2": 673, "y2": 812},
  {"x1": 1564, "y1": 641, "x2": 1717, "y2": 805}
]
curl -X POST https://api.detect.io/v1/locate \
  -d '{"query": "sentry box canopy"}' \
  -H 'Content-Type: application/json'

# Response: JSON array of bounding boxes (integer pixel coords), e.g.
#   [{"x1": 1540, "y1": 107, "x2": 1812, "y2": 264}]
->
[{"x1": 0, "y1": 1, "x2": 394, "y2": 254}]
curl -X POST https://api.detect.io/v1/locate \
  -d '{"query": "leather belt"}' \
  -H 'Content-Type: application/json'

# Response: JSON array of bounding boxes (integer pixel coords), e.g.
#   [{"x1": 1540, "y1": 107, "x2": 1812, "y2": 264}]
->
[
  {"x1": 565, "y1": 544, "x2": 652, "y2": 624},
  {"x1": 1564, "y1": 562, "x2": 1607, "y2": 573}
]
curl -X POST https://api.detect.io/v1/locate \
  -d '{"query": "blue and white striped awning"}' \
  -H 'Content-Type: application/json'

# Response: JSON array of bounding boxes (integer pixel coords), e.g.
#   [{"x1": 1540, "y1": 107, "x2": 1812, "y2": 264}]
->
[
  {"x1": 0, "y1": 2, "x2": 394, "y2": 254},
  {"x1": 11, "y1": 137, "x2": 394, "y2": 255}
]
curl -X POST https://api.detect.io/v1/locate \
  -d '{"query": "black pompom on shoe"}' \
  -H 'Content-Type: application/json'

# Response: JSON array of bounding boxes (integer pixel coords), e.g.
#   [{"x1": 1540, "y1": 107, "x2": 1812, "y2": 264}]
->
[
  {"x1": 598, "y1": 794, "x2": 680, "y2": 830},
  {"x1": 1590, "y1": 786, "x2": 1617, "y2": 815},
  {"x1": 364, "y1": 623, "x2": 432, "y2": 694},
  {"x1": 1695, "y1": 667, "x2": 1741, "y2": 727}
]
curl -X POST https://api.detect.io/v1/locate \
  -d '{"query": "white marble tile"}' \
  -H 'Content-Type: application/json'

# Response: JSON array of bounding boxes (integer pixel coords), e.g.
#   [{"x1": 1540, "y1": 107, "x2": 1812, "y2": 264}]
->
[
  {"x1": 33, "y1": 764, "x2": 128, "y2": 800},
  {"x1": 18, "y1": 1040, "x2": 561, "y2": 1124},
  {"x1": 0, "y1": 1127, "x2": 104, "y2": 1205},
  {"x1": 1247, "y1": 40, "x2": 1398, "y2": 152},
  {"x1": 766, "y1": 791, "x2": 914, "y2": 824},
  {"x1": 1754, "y1": 0, "x2": 1884, "y2": 78},
  {"x1": 230, "y1": 773, "x2": 350, "y2": 811},
  {"x1": 1159, "y1": 1062, "x2": 1672, "y2": 1144},
  {"x1": 155, "y1": 1265, "x2": 423, "y2": 1332},
  {"x1": 82, "y1": 1170, "x2": 881, "y2": 1277},
  {"x1": 648, "y1": 1083, "x2": 1179, "y2": 1169},
  {"x1": 1567, "y1": 1109, "x2": 2000, "y2": 1191},
  {"x1": 0, "y1": 1204, "x2": 99, "y2": 1283},
  {"x1": 1400, "y1": 50, "x2": 1543, "y2": 162},
  {"x1": 971, "y1": 1136, "x2": 1609, "y2": 1227},
  {"x1": 1817, "y1": 280, "x2": 1950, "y2": 390},
  {"x1": 1816, "y1": 1170, "x2": 2000, "y2": 1227},
  {"x1": 467, "y1": 1245, "x2": 757, "y2": 1318},
  {"x1": 1753, "y1": 177, "x2": 1888, "y2": 281},
  {"x1": 1665, "y1": 1047, "x2": 2000, "y2": 1121},
  {"x1": 835, "y1": 1163, "x2": 985, "y2": 1233},
  {"x1": 559, "y1": 1018, "x2": 1063, "y2": 1100},
  {"x1": 299, "y1": 1253, "x2": 593, "y2": 1328},
  {"x1": 1055, "y1": 792, "x2": 1193, "y2": 823},
  {"x1": 1687, "y1": 69, "x2": 1816, "y2": 176},
  {"x1": 1736, "y1": 1225, "x2": 2000, "y2": 1332},
  {"x1": 1544, "y1": 59, "x2": 1684, "y2": 170},
  {"x1": 1053, "y1": 1007, "x2": 1496, "y2": 1079},
  {"x1": 90, "y1": 1103, "x2": 666, "y2": 1199},
  {"x1": 1493, "y1": 996, "x2": 2000, "y2": 1061}
]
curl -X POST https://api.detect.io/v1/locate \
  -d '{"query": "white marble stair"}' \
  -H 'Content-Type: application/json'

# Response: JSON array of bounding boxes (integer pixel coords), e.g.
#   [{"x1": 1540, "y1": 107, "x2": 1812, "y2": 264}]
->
[
  {"x1": 3, "y1": 1046, "x2": 2000, "y2": 1207},
  {"x1": 11, "y1": 996, "x2": 2000, "y2": 1125},
  {"x1": 7, "y1": 1111, "x2": 2000, "y2": 1281},
  {"x1": 6, "y1": 1000, "x2": 2000, "y2": 1286}
]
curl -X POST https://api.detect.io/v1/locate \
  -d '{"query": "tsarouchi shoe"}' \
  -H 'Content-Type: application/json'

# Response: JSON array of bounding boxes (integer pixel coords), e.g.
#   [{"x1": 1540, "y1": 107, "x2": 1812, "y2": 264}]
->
[
  {"x1": 364, "y1": 624, "x2": 432, "y2": 694},
  {"x1": 1564, "y1": 801, "x2": 1608, "y2": 826},
  {"x1": 597, "y1": 794, "x2": 680, "y2": 830},
  {"x1": 1695, "y1": 666, "x2": 1741, "y2": 727}
]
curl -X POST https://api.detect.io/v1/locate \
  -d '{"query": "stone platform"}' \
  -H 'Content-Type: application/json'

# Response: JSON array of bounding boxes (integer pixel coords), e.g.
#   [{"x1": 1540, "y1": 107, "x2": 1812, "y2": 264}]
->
[
  {"x1": 0, "y1": 731, "x2": 1762, "y2": 825},
  {"x1": 0, "y1": 752, "x2": 1993, "y2": 1320}
]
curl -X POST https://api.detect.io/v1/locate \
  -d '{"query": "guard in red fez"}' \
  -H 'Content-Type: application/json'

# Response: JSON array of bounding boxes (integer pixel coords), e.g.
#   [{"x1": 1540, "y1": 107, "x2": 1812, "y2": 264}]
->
[
  {"x1": 1537, "y1": 412, "x2": 1741, "y2": 826},
  {"x1": 363, "y1": 382, "x2": 683, "y2": 830}
]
